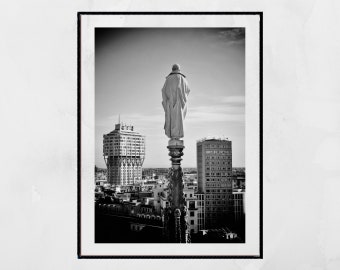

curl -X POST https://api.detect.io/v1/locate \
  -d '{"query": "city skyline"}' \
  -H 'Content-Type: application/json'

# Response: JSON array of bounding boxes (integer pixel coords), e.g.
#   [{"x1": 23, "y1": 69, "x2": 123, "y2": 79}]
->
[{"x1": 95, "y1": 28, "x2": 245, "y2": 168}]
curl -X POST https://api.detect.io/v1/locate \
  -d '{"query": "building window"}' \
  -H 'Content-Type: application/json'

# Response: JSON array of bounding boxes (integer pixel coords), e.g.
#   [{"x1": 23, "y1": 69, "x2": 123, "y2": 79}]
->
[
  {"x1": 190, "y1": 220, "x2": 194, "y2": 225},
  {"x1": 190, "y1": 211, "x2": 194, "y2": 217}
]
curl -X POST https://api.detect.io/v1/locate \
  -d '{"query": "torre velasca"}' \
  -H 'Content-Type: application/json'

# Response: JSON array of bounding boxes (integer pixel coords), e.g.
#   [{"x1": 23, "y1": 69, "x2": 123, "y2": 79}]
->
[{"x1": 103, "y1": 123, "x2": 145, "y2": 186}]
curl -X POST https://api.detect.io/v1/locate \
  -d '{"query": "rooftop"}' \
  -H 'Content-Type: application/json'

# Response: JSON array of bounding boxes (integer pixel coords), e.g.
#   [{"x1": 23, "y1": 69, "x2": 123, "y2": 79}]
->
[
  {"x1": 104, "y1": 122, "x2": 145, "y2": 137},
  {"x1": 197, "y1": 136, "x2": 230, "y2": 143}
]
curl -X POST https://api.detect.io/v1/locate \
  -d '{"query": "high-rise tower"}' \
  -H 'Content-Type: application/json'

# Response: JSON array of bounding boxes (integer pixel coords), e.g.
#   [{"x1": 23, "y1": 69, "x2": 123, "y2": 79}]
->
[
  {"x1": 196, "y1": 138, "x2": 232, "y2": 229},
  {"x1": 103, "y1": 123, "x2": 145, "y2": 186}
]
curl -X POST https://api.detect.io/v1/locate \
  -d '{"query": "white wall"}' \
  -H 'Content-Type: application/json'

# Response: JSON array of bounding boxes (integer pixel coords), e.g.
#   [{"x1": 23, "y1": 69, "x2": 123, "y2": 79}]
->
[{"x1": 1, "y1": 1, "x2": 340, "y2": 269}]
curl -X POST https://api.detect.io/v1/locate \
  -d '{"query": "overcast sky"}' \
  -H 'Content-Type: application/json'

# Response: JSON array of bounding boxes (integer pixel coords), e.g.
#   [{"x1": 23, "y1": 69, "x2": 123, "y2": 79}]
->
[{"x1": 95, "y1": 28, "x2": 245, "y2": 168}]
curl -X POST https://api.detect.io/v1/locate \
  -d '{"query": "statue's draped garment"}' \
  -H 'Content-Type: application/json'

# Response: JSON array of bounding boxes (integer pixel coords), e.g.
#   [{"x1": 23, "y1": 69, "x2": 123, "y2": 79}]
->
[{"x1": 162, "y1": 71, "x2": 190, "y2": 139}]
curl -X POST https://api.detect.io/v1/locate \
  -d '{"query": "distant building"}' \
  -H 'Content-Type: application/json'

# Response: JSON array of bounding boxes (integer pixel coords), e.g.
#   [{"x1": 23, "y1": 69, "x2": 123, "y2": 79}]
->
[
  {"x1": 95, "y1": 170, "x2": 107, "y2": 186},
  {"x1": 183, "y1": 186, "x2": 205, "y2": 234},
  {"x1": 152, "y1": 183, "x2": 168, "y2": 214},
  {"x1": 142, "y1": 168, "x2": 169, "y2": 180},
  {"x1": 232, "y1": 189, "x2": 245, "y2": 222},
  {"x1": 232, "y1": 175, "x2": 245, "y2": 223},
  {"x1": 103, "y1": 123, "x2": 145, "y2": 186},
  {"x1": 196, "y1": 193, "x2": 206, "y2": 231},
  {"x1": 197, "y1": 138, "x2": 233, "y2": 229},
  {"x1": 183, "y1": 187, "x2": 198, "y2": 234}
]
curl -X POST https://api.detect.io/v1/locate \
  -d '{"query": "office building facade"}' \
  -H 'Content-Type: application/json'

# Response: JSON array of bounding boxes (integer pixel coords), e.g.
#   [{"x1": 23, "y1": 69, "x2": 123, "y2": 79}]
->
[
  {"x1": 103, "y1": 123, "x2": 145, "y2": 186},
  {"x1": 197, "y1": 138, "x2": 233, "y2": 229}
]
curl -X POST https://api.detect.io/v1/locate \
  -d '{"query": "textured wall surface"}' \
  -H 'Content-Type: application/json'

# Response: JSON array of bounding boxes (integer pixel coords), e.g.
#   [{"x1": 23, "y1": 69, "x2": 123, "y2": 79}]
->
[{"x1": 1, "y1": 1, "x2": 340, "y2": 269}]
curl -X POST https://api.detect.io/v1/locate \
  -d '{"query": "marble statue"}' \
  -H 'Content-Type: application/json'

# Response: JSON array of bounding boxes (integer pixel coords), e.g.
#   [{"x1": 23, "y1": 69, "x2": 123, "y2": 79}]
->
[{"x1": 162, "y1": 64, "x2": 190, "y2": 139}]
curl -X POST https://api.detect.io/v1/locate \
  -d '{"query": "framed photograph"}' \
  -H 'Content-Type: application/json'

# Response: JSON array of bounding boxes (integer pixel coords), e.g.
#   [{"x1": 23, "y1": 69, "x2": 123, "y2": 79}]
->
[{"x1": 78, "y1": 12, "x2": 262, "y2": 258}]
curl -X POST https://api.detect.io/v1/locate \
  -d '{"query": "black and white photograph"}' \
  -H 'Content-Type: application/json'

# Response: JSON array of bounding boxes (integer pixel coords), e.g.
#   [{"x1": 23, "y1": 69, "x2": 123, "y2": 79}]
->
[
  {"x1": 94, "y1": 27, "x2": 247, "y2": 244},
  {"x1": 78, "y1": 13, "x2": 261, "y2": 257}
]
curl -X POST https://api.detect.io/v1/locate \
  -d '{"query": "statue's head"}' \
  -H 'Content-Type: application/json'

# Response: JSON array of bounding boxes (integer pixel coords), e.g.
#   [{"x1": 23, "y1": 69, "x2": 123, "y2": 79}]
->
[{"x1": 172, "y1": 64, "x2": 180, "y2": 71}]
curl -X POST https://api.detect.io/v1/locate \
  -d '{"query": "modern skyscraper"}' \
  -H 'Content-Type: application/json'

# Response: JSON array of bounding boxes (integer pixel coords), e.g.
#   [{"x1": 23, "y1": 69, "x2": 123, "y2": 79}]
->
[
  {"x1": 196, "y1": 138, "x2": 233, "y2": 229},
  {"x1": 103, "y1": 123, "x2": 145, "y2": 186}
]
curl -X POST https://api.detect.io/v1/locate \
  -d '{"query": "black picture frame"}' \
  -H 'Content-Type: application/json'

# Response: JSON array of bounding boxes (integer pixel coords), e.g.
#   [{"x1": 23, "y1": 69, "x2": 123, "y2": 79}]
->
[{"x1": 77, "y1": 11, "x2": 263, "y2": 259}]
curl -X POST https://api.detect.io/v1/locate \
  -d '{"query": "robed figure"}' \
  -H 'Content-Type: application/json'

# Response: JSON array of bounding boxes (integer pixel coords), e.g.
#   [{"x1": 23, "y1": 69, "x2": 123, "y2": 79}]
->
[{"x1": 162, "y1": 64, "x2": 190, "y2": 139}]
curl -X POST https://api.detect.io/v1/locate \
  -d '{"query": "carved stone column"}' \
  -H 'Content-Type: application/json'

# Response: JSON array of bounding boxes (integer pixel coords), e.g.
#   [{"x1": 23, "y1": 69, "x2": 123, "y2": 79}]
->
[{"x1": 164, "y1": 139, "x2": 190, "y2": 243}]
